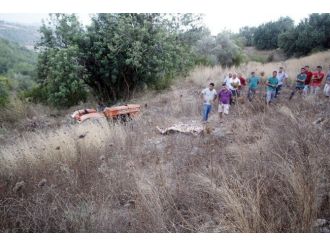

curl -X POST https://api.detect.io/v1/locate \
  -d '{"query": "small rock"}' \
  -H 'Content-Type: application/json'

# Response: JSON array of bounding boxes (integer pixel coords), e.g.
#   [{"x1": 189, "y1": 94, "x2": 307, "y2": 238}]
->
[
  {"x1": 78, "y1": 132, "x2": 88, "y2": 139},
  {"x1": 100, "y1": 155, "x2": 106, "y2": 161},
  {"x1": 124, "y1": 200, "x2": 136, "y2": 209},
  {"x1": 313, "y1": 117, "x2": 325, "y2": 125},
  {"x1": 38, "y1": 179, "x2": 47, "y2": 188},
  {"x1": 13, "y1": 181, "x2": 25, "y2": 193},
  {"x1": 321, "y1": 227, "x2": 330, "y2": 233},
  {"x1": 314, "y1": 218, "x2": 328, "y2": 228},
  {"x1": 55, "y1": 146, "x2": 60, "y2": 150}
]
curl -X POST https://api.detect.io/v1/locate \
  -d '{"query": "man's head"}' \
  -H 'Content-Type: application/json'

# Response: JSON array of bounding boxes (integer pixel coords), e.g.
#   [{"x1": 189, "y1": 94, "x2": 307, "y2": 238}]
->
[
  {"x1": 316, "y1": 65, "x2": 322, "y2": 72},
  {"x1": 222, "y1": 83, "x2": 227, "y2": 90},
  {"x1": 300, "y1": 67, "x2": 306, "y2": 73},
  {"x1": 251, "y1": 71, "x2": 255, "y2": 76},
  {"x1": 228, "y1": 73, "x2": 232, "y2": 78},
  {"x1": 272, "y1": 71, "x2": 277, "y2": 77},
  {"x1": 233, "y1": 73, "x2": 237, "y2": 79},
  {"x1": 304, "y1": 65, "x2": 310, "y2": 72},
  {"x1": 209, "y1": 82, "x2": 215, "y2": 90},
  {"x1": 279, "y1": 67, "x2": 284, "y2": 73}
]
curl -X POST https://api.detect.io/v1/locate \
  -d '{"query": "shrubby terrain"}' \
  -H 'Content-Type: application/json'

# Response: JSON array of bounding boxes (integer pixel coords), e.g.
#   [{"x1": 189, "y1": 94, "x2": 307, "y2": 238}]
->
[{"x1": 0, "y1": 52, "x2": 329, "y2": 232}]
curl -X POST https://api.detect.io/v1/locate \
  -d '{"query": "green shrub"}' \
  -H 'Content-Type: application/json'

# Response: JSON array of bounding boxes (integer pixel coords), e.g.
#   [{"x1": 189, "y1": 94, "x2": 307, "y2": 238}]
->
[{"x1": 0, "y1": 76, "x2": 10, "y2": 106}]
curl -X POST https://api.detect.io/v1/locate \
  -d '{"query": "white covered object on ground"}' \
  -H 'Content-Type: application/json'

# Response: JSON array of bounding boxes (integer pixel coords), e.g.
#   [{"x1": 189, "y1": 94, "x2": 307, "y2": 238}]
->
[{"x1": 156, "y1": 121, "x2": 204, "y2": 136}]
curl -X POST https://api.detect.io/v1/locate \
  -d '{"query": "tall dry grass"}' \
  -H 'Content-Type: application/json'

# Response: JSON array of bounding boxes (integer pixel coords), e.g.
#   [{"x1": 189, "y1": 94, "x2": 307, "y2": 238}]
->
[
  {"x1": 0, "y1": 51, "x2": 329, "y2": 232},
  {"x1": 188, "y1": 50, "x2": 330, "y2": 87}
]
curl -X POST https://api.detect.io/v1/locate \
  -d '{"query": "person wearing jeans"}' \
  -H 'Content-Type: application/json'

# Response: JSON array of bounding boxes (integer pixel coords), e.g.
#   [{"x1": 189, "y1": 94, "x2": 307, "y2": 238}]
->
[
  {"x1": 289, "y1": 67, "x2": 307, "y2": 100},
  {"x1": 266, "y1": 71, "x2": 279, "y2": 105},
  {"x1": 247, "y1": 71, "x2": 260, "y2": 102},
  {"x1": 201, "y1": 82, "x2": 217, "y2": 122}
]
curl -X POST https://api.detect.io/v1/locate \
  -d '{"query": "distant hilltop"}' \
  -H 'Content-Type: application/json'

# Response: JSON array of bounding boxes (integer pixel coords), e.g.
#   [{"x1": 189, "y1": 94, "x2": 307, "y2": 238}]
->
[{"x1": 0, "y1": 20, "x2": 40, "y2": 50}]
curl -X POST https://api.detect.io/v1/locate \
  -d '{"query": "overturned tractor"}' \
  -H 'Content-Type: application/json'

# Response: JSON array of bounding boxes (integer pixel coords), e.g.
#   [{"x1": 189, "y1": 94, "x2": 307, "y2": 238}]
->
[{"x1": 71, "y1": 104, "x2": 141, "y2": 123}]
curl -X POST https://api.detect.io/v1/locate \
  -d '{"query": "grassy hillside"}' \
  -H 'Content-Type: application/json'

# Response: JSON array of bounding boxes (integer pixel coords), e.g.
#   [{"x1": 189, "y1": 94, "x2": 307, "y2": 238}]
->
[
  {"x1": 0, "y1": 51, "x2": 329, "y2": 232},
  {"x1": 0, "y1": 37, "x2": 37, "y2": 75},
  {"x1": 243, "y1": 46, "x2": 286, "y2": 63},
  {"x1": 0, "y1": 37, "x2": 37, "y2": 103},
  {"x1": 0, "y1": 20, "x2": 40, "y2": 49}
]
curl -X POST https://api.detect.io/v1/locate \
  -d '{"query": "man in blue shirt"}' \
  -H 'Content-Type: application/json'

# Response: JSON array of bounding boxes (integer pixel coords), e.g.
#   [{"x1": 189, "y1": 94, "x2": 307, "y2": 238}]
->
[
  {"x1": 266, "y1": 71, "x2": 279, "y2": 104},
  {"x1": 247, "y1": 71, "x2": 260, "y2": 101}
]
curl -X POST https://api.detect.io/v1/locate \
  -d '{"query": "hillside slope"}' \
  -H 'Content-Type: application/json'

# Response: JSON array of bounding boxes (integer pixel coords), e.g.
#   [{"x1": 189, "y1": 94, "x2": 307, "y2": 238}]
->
[
  {"x1": 0, "y1": 20, "x2": 40, "y2": 49},
  {"x1": 0, "y1": 37, "x2": 37, "y2": 75},
  {"x1": 0, "y1": 51, "x2": 329, "y2": 232}
]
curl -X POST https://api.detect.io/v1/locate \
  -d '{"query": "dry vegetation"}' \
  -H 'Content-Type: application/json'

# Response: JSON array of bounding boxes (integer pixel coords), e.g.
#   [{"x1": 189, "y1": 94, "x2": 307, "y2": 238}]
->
[{"x1": 0, "y1": 52, "x2": 329, "y2": 232}]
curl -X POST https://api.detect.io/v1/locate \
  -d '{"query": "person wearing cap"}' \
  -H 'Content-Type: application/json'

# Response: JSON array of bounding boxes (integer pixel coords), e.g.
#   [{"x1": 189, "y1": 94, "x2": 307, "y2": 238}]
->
[
  {"x1": 289, "y1": 67, "x2": 307, "y2": 100},
  {"x1": 266, "y1": 71, "x2": 279, "y2": 105},
  {"x1": 247, "y1": 71, "x2": 260, "y2": 101},
  {"x1": 311, "y1": 66, "x2": 325, "y2": 95},
  {"x1": 201, "y1": 82, "x2": 217, "y2": 123},
  {"x1": 275, "y1": 66, "x2": 288, "y2": 98}
]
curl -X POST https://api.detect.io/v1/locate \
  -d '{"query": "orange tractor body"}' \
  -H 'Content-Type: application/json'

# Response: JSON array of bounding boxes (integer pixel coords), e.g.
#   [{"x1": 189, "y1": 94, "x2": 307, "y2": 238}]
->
[{"x1": 71, "y1": 104, "x2": 141, "y2": 123}]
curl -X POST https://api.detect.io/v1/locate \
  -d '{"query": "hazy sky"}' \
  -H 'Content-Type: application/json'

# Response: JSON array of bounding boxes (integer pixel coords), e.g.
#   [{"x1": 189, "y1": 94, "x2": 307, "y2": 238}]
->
[{"x1": 1, "y1": 0, "x2": 329, "y2": 34}]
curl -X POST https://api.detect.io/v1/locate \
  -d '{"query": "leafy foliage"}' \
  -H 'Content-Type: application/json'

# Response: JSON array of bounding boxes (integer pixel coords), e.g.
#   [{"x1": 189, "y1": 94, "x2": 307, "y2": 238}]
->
[
  {"x1": 0, "y1": 37, "x2": 37, "y2": 95},
  {"x1": 194, "y1": 31, "x2": 245, "y2": 67},
  {"x1": 0, "y1": 37, "x2": 37, "y2": 75},
  {"x1": 35, "y1": 14, "x2": 87, "y2": 107},
  {"x1": 0, "y1": 20, "x2": 40, "y2": 49},
  {"x1": 279, "y1": 13, "x2": 330, "y2": 56},
  {"x1": 238, "y1": 26, "x2": 256, "y2": 47},
  {"x1": 35, "y1": 13, "x2": 201, "y2": 106},
  {"x1": 0, "y1": 76, "x2": 10, "y2": 106},
  {"x1": 253, "y1": 17, "x2": 294, "y2": 50}
]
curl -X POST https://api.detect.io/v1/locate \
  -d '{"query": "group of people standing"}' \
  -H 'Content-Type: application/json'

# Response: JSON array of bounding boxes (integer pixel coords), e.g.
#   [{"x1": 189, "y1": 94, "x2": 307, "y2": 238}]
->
[{"x1": 201, "y1": 65, "x2": 330, "y2": 123}]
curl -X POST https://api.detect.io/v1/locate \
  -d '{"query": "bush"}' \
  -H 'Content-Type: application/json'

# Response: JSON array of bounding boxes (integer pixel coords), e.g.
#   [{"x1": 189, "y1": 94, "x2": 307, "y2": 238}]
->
[
  {"x1": 279, "y1": 13, "x2": 330, "y2": 57},
  {"x1": 194, "y1": 32, "x2": 245, "y2": 67},
  {"x1": 0, "y1": 76, "x2": 10, "y2": 106},
  {"x1": 35, "y1": 14, "x2": 200, "y2": 107}
]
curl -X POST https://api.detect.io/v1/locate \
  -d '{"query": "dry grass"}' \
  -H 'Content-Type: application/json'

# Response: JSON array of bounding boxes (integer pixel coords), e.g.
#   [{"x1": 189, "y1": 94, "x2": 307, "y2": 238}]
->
[
  {"x1": 188, "y1": 50, "x2": 330, "y2": 87},
  {"x1": 0, "y1": 51, "x2": 329, "y2": 232}
]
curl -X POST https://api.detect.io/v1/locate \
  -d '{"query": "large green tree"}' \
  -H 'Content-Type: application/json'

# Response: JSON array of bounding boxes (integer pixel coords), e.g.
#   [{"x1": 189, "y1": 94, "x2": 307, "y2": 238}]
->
[
  {"x1": 34, "y1": 13, "x2": 201, "y2": 107},
  {"x1": 253, "y1": 17, "x2": 294, "y2": 50},
  {"x1": 35, "y1": 14, "x2": 88, "y2": 107},
  {"x1": 80, "y1": 13, "x2": 198, "y2": 101},
  {"x1": 279, "y1": 13, "x2": 330, "y2": 56},
  {"x1": 194, "y1": 31, "x2": 244, "y2": 67}
]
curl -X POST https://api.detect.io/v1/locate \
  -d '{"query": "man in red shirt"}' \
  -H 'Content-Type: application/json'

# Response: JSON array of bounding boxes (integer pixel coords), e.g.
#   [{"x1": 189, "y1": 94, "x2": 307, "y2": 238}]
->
[
  {"x1": 238, "y1": 73, "x2": 246, "y2": 97},
  {"x1": 311, "y1": 65, "x2": 325, "y2": 95},
  {"x1": 303, "y1": 65, "x2": 313, "y2": 95}
]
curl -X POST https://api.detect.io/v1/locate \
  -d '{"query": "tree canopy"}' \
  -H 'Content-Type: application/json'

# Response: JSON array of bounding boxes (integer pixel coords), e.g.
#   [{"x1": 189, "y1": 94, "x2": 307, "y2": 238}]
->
[{"x1": 34, "y1": 13, "x2": 204, "y2": 107}]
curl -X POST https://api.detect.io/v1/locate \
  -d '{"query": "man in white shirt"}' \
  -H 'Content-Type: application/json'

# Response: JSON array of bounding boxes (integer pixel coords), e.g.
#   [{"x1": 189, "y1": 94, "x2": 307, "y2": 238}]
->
[
  {"x1": 201, "y1": 82, "x2": 217, "y2": 122},
  {"x1": 227, "y1": 73, "x2": 241, "y2": 104},
  {"x1": 224, "y1": 73, "x2": 233, "y2": 90},
  {"x1": 275, "y1": 67, "x2": 288, "y2": 98}
]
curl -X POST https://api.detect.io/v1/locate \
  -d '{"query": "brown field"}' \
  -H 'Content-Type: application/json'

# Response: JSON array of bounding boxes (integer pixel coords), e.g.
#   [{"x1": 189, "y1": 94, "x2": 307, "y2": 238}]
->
[{"x1": 0, "y1": 51, "x2": 329, "y2": 232}]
